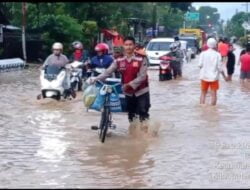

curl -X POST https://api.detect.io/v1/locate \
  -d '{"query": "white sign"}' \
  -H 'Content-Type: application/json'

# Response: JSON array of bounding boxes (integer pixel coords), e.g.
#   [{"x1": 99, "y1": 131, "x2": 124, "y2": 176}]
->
[
  {"x1": 242, "y1": 21, "x2": 250, "y2": 31},
  {"x1": 158, "y1": 26, "x2": 165, "y2": 32}
]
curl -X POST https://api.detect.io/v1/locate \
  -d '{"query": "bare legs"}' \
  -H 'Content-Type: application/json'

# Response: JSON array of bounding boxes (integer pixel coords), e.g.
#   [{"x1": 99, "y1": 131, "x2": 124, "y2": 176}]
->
[
  {"x1": 227, "y1": 75, "x2": 232, "y2": 81},
  {"x1": 200, "y1": 90, "x2": 217, "y2": 106},
  {"x1": 200, "y1": 90, "x2": 207, "y2": 105},
  {"x1": 211, "y1": 90, "x2": 217, "y2": 106}
]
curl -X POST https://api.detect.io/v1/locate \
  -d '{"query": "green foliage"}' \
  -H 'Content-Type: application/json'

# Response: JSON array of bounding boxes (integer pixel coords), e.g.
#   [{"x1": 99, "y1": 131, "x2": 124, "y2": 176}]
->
[
  {"x1": 183, "y1": 5, "x2": 222, "y2": 35},
  {"x1": 169, "y1": 2, "x2": 191, "y2": 12},
  {"x1": 225, "y1": 12, "x2": 250, "y2": 38},
  {"x1": 198, "y1": 6, "x2": 220, "y2": 26},
  {"x1": 239, "y1": 36, "x2": 248, "y2": 47},
  {"x1": 81, "y1": 21, "x2": 98, "y2": 48},
  {"x1": 38, "y1": 14, "x2": 83, "y2": 54},
  {"x1": 1, "y1": 2, "x2": 191, "y2": 53}
]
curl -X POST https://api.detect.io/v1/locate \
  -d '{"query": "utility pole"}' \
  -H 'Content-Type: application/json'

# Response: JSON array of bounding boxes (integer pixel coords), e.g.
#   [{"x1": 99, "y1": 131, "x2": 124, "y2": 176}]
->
[
  {"x1": 183, "y1": 13, "x2": 186, "y2": 29},
  {"x1": 242, "y1": 2, "x2": 249, "y2": 37},
  {"x1": 22, "y1": 2, "x2": 27, "y2": 62},
  {"x1": 152, "y1": 3, "x2": 157, "y2": 38}
]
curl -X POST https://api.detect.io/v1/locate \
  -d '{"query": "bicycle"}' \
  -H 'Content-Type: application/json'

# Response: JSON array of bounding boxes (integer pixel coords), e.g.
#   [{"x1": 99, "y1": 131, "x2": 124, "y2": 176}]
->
[{"x1": 91, "y1": 80, "x2": 121, "y2": 143}]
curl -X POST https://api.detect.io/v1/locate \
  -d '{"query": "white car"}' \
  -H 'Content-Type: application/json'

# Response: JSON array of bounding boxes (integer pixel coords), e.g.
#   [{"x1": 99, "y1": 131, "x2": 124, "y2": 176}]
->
[{"x1": 145, "y1": 38, "x2": 174, "y2": 66}]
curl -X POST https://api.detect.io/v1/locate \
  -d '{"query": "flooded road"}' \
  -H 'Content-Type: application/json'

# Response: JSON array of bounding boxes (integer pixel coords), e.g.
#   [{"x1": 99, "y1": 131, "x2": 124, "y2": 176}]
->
[{"x1": 1, "y1": 45, "x2": 250, "y2": 188}]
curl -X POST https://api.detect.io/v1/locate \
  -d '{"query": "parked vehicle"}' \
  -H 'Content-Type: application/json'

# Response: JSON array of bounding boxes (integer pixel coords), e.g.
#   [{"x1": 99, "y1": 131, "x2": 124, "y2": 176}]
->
[
  {"x1": 178, "y1": 36, "x2": 199, "y2": 59},
  {"x1": 145, "y1": 38, "x2": 174, "y2": 66}
]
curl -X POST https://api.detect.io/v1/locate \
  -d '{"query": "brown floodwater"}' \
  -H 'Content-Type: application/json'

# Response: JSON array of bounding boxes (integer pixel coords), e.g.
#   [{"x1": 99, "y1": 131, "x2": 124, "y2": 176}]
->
[{"x1": 0, "y1": 45, "x2": 250, "y2": 188}]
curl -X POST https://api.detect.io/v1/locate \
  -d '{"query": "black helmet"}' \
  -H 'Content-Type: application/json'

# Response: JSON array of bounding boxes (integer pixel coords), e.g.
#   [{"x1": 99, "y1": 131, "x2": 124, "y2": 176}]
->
[
  {"x1": 223, "y1": 37, "x2": 228, "y2": 42},
  {"x1": 174, "y1": 36, "x2": 179, "y2": 41},
  {"x1": 218, "y1": 37, "x2": 224, "y2": 42},
  {"x1": 246, "y1": 43, "x2": 250, "y2": 52}
]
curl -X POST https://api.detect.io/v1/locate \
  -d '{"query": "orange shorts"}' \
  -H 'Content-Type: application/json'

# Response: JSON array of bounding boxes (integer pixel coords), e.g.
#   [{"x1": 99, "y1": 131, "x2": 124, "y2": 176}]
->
[{"x1": 201, "y1": 80, "x2": 219, "y2": 91}]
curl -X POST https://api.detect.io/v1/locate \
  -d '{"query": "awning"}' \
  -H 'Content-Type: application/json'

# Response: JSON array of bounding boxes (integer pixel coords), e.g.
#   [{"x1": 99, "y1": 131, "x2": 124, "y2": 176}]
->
[{"x1": 3, "y1": 25, "x2": 21, "y2": 30}]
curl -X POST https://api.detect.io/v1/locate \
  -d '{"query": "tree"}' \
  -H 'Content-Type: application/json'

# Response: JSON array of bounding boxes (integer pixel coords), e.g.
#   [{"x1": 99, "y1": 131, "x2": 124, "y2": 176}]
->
[
  {"x1": 1, "y1": 2, "x2": 190, "y2": 54},
  {"x1": 38, "y1": 14, "x2": 83, "y2": 54},
  {"x1": 225, "y1": 12, "x2": 250, "y2": 38},
  {"x1": 81, "y1": 21, "x2": 98, "y2": 49},
  {"x1": 198, "y1": 6, "x2": 220, "y2": 26},
  {"x1": 169, "y1": 2, "x2": 191, "y2": 12}
]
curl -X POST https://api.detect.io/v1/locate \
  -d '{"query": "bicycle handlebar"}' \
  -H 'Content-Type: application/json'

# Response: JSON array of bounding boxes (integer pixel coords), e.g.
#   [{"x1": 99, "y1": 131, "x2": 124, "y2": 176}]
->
[{"x1": 96, "y1": 79, "x2": 121, "y2": 88}]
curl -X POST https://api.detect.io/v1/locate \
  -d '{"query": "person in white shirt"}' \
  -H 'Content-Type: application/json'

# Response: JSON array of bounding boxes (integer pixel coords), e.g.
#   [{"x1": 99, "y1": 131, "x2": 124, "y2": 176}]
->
[{"x1": 199, "y1": 38, "x2": 227, "y2": 106}]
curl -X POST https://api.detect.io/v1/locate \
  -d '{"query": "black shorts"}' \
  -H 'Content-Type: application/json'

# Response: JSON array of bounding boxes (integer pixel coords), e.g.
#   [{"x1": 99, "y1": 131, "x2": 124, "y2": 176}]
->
[
  {"x1": 227, "y1": 64, "x2": 235, "y2": 75},
  {"x1": 240, "y1": 71, "x2": 250, "y2": 79}
]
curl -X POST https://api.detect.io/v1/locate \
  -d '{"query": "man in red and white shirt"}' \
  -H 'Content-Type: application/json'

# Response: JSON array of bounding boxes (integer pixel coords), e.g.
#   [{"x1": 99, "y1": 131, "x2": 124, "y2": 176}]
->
[{"x1": 92, "y1": 36, "x2": 151, "y2": 124}]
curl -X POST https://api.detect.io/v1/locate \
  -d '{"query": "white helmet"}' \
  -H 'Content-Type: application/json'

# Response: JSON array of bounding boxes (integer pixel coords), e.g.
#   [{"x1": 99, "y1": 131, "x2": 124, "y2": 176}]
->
[
  {"x1": 207, "y1": 38, "x2": 217, "y2": 49},
  {"x1": 170, "y1": 42, "x2": 179, "y2": 52},
  {"x1": 175, "y1": 41, "x2": 181, "y2": 48},
  {"x1": 52, "y1": 42, "x2": 63, "y2": 50},
  {"x1": 72, "y1": 41, "x2": 83, "y2": 49}
]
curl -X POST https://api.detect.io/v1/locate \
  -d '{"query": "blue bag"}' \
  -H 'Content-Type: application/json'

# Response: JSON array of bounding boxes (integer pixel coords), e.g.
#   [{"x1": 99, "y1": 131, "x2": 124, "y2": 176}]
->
[
  {"x1": 90, "y1": 85, "x2": 105, "y2": 111},
  {"x1": 109, "y1": 86, "x2": 122, "y2": 112}
]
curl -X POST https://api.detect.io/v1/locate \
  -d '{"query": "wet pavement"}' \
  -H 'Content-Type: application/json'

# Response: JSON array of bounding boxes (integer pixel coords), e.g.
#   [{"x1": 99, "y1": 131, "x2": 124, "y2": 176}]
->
[{"x1": 0, "y1": 45, "x2": 250, "y2": 188}]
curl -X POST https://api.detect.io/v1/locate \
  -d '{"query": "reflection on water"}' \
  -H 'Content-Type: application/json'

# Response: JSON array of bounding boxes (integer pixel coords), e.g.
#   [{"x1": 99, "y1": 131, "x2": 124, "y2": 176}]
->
[
  {"x1": 34, "y1": 112, "x2": 69, "y2": 162},
  {"x1": 0, "y1": 46, "x2": 250, "y2": 188}
]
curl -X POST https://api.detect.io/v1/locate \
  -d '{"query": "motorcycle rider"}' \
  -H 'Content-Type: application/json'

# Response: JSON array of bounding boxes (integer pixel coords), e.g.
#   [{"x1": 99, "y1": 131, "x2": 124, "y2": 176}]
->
[
  {"x1": 135, "y1": 43, "x2": 146, "y2": 57},
  {"x1": 113, "y1": 46, "x2": 124, "y2": 59},
  {"x1": 43, "y1": 42, "x2": 69, "y2": 69},
  {"x1": 38, "y1": 42, "x2": 76, "y2": 99},
  {"x1": 69, "y1": 41, "x2": 89, "y2": 64},
  {"x1": 113, "y1": 46, "x2": 124, "y2": 78},
  {"x1": 87, "y1": 43, "x2": 114, "y2": 77},
  {"x1": 174, "y1": 36, "x2": 181, "y2": 48},
  {"x1": 175, "y1": 36, "x2": 188, "y2": 64},
  {"x1": 69, "y1": 41, "x2": 90, "y2": 90},
  {"x1": 168, "y1": 42, "x2": 184, "y2": 79}
]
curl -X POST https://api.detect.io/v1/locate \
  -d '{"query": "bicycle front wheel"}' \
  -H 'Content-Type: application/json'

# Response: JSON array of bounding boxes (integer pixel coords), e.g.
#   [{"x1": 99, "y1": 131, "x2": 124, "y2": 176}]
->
[
  {"x1": 99, "y1": 108, "x2": 106, "y2": 140},
  {"x1": 99, "y1": 106, "x2": 111, "y2": 143}
]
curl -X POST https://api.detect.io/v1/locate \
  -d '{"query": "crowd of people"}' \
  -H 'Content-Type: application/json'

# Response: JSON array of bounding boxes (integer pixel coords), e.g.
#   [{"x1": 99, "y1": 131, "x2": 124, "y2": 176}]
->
[
  {"x1": 40, "y1": 37, "x2": 151, "y2": 127},
  {"x1": 39, "y1": 34, "x2": 250, "y2": 127},
  {"x1": 199, "y1": 36, "x2": 250, "y2": 106}
]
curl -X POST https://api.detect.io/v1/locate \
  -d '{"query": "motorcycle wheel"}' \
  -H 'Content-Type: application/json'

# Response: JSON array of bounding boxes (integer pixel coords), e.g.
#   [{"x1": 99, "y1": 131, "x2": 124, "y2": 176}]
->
[
  {"x1": 56, "y1": 95, "x2": 61, "y2": 101},
  {"x1": 78, "y1": 80, "x2": 82, "y2": 91}
]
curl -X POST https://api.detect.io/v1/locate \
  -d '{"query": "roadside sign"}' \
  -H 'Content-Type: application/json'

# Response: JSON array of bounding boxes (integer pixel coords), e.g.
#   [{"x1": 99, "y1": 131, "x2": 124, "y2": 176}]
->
[
  {"x1": 146, "y1": 28, "x2": 152, "y2": 36},
  {"x1": 158, "y1": 26, "x2": 165, "y2": 32},
  {"x1": 146, "y1": 28, "x2": 158, "y2": 37},
  {"x1": 242, "y1": 21, "x2": 250, "y2": 31},
  {"x1": 185, "y1": 12, "x2": 200, "y2": 21}
]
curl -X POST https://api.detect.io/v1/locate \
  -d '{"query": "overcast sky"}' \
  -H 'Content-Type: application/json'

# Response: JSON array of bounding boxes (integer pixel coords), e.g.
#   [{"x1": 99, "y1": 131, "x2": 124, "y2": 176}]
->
[{"x1": 192, "y1": 2, "x2": 248, "y2": 21}]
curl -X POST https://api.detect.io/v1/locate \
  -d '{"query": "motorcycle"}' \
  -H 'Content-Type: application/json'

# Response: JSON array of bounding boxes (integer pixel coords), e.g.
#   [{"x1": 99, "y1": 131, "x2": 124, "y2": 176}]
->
[
  {"x1": 40, "y1": 64, "x2": 72, "y2": 100},
  {"x1": 70, "y1": 61, "x2": 84, "y2": 91},
  {"x1": 159, "y1": 55, "x2": 174, "y2": 81}
]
